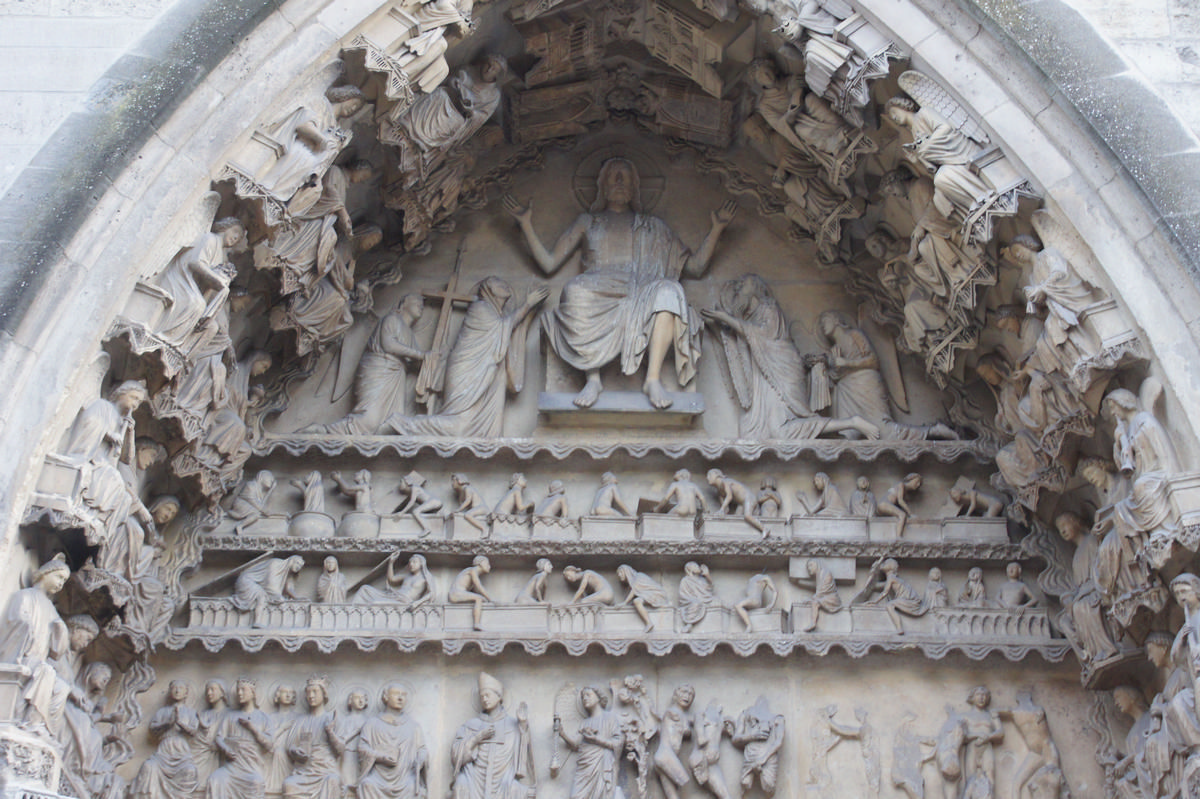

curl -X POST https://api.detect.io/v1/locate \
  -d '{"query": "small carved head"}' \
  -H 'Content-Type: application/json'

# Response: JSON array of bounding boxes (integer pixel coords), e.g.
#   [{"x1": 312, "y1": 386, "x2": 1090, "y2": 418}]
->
[
  {"x1": 593, "y1": 157, "x2": 642, "y2": 213},
  {"x1": 1144, "y1": 632, "x2": 1173, "y2": 668},
  {"x1": 883, "y1": 96, "x2": 918, "y2": 126},
  {"x1": 580, "y1": 685, "x2": 608, "y2": 712},
  {"x1": 274, "y1": 684, "x2": 296, "y2": 708},
  {"x1": 1101, "y1": 388, "x2": 1138, "y2": 422},
  {"x1": 382, "y1": 682, "x2": 408, "y2": 712},
  {"x1": 878, "y1": 169, "x2": 914, "y2": 200},
  {"x1": 601, "y1": 471, "x2": 618, "y2": 485},
  {"x1": 1006, "y1": 562, "x2": 1022, "y2": 579},
  {"x1": 326, "y1": 84, "x2": 366, "y2": 116},
  {"x1": 928, "y1": 567, "x2": 943, "y2": 582},
  {"x1": 33, "y1": 555, "x2": 70, "y2": 593},
  {"x1": 967, "y1": 567, "x2": 983, "y2": 583},
  {"x1": 747, "y1": 58, "x2": 778, "y2": 88},
  {"x1": 236, "y1": 677, "x2": 258, "y2": 707},
  {"x1": 1171, "y1": 573, "x2": 1200, "y2": 609},
  {"x1": 813, "y1": 472, "x2": 829, "y2": 489},
  {"x1": 400, "y1": 293, "x2": 424, "y2": 318},
  {"x1": 347, "y1": 688, "x2": 369, "y2": 712},
  {"x1": 1001, "y1": 233, "x2": 1041, "y2": 266},
  {"x1": 537, "y1": 558, "x2": 552, "y2": 574},
  {"x1": 706, "y1": 468, "x2": 724, "y2": 485},
  {"x1": 150, "y1": 495, "x2": 181, "y2": 527},
  {"x1": 409, "y1": 554, "x2": 427, "y2": 573},
  {"x1": 548, "y1": 479, "x2": 565, "y2": 495},
  {"x1": 617, "y1": 565, "x2": 633, "y2": 584},
  {"x1": 323, "y1": 556, "x2": 339, "y2": 573},
  {"x1": 903, "y1": 473, "x2": 923, "y2": 490},
  {"x1": 967, "y1": 686, "x2": 991, "y2": 709},
  {"x1": 1054, "y1": 511, "x2": 1087, "y2": 543},
  {"x1": 881, "y1": 558, "x2": 899, "y2": 575},
  {"x1": 135, "y1": 437, "x2": 168, "y2": 470},
  {"x1": 563, "y1": 565, "x2": 581, "y2": 583},
  {"x1": 257, "y1": 470, "x2": 277, "y2": 490},
  {"x1": 480, "y1": 53, "x2": 508, "y2": 82},
  {"x1": 109, "y1": 379, "x2": 149, "y2": 414},
  {"x1": 84, "y1": 662, "x2": 113, "y2": 694},
  {"x1": 673, "y1": 684, "x2": 696, "y2": 708},
  {"x1": 473, "y1": 555, "x2": 491, "y2": 573},
  {"x1": 1112, "y1": 685, "x2": 1146, "y2": 717},
  {"x1": 66, "y1": 614, "x2": 99, "y2": 651},
  {"x1": 169, "y1": 680, "x2": 190, "y2": 703},
  {"x1": 206, "y1": 679, "x2": 228, "y2": 706},
  {"x1": 674, "y1": 469, "x2": 691, "y2": 482},
  {"x1": 305, "y1": 675, "x2": 331, "y2": 709},
  {"x1": 856, "y1": 476, "x2": 870, "y2": 491},
  {"x1": 509, "y1": 472, "x2": 527, "y2": 488}
]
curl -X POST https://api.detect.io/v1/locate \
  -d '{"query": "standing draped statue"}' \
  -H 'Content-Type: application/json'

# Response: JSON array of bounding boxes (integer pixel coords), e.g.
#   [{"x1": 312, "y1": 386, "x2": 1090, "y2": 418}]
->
[
  {"x1": 207, "y1": 678, "x2": 273, "y2": 799},
  {"x1": 356, "y1": 683, "x2": 428, "y2": 799},
  {"x1": 386, "y1": 278, "x2": 547, "y2": 438},
  {"x1": 505, "y1": 157, "x2": 736, "y2": 409},
  {"x1": 0, "y1": 556, "x2": 71, "y2": 733},
  {"x1": 450, "y1": 672, "x2": 535, "y2": 799}
]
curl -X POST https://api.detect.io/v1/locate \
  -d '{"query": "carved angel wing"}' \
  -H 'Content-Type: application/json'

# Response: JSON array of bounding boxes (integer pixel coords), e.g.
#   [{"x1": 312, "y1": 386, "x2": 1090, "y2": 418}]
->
[
  {"x1": 142, "y1": 190, "x2": 222, "y2": 281},
  {"x1": 551, "y1": 682, "x2": 581, "y2": 778},
  {"x1": 1138, "y1": 375, "x2": 1165, "y2": 417},
  {"x1": 898, "y1": 71, "x2": 990, "y2": 146},
  {"x1": 858, "y1": 305, "x2": 909, "y2": 413}
]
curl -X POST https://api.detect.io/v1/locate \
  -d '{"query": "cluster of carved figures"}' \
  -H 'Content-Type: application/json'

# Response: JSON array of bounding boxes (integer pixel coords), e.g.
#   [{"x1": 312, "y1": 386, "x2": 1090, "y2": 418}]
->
[
  {"x1": 217, "y1": 465, "x2": 1002, "y2": 541},
  {"x1": 202, "y1": 552, "x2": 1041, "y2": 637},
  {"x1": 9, "y1": 0, "x2": 1200, "y2": 797}
]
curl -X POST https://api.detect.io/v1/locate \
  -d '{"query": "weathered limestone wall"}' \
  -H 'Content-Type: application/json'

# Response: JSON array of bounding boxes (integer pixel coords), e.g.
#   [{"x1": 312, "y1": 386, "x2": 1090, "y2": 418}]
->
[
  {"x1": 0, "y1": 0, "x2": 177, "y2": 196},
  {"x1": 1063, "y1": 0, "x2": 1200, "y2": 134}
]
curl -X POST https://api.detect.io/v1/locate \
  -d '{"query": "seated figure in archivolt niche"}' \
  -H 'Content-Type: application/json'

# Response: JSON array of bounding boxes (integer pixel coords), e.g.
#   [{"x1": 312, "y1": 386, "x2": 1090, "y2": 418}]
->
[{"x1": 505, "y1": 157, "x2": 736, "y2": 410}]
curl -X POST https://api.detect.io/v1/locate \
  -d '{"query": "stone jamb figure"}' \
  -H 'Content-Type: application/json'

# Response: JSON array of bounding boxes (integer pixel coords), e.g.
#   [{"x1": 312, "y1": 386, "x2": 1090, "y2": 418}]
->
[
  {"x1": 706, "y1": 469, "x2": 765, "y2": 535},
  {"x1": 449, "y1": 555, "x2": 493, "y2": 631},
  {"x1": 449, "y1": 473, "x2": 490, "y2": 534},
  {"x1": 535, "y1": 480, "x2": 571, "y2": 520},
  {"x1": 514, "y1": 558, "x2": 553, "y2": 604},
  {"x1": 494, "y1": 472, "x2": 535, "y2": 517},
  {"x1": 564, "y1": 565, "x2": 616, "y2": 606},
  {"x1": 734, "y1": 573, "x2": 778, "y2": 631},
  {"x1": 590, "y1": 471, "x2": 633, "y2": 517},
  {"x1": 656, "y1": 469, "x2": 706, "y2": 517},
  {"x1": 394, "y1": 470, "x2": 443, "y2": 536},
  {"x1": 617, "y1": 565, "x2": 671, "y2": 633},
  {"x1": 450, "y1": 672, "x2": 535, "y2": 799},
  {"x1": 877, "y1": 473, "x2": 923, "y2": 537},
  {"x1": 654, "y1": 684, "x2": 696, "y2": 799},
  {"x1": 732, "y1": 697, "x2": 784, "y2": 798}
]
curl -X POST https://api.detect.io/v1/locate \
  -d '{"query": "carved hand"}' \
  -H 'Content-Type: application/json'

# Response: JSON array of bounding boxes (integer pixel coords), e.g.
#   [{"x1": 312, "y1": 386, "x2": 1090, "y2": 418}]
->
[
  {"x1": 517, "y1": 702, "x2": 529, "y2": 726},
  {"x1": 712, "y1": 200, "x2": 737, "y2": 228},
  {"x1": 502, "y1": 194, "x2": 533, "y2": 225}
]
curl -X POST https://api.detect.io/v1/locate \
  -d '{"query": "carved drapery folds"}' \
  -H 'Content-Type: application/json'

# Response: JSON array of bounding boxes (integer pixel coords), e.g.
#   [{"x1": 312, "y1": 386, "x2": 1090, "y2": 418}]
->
[{"x1": 13, "y1": 2, "x2": 1200, "y2": 797}]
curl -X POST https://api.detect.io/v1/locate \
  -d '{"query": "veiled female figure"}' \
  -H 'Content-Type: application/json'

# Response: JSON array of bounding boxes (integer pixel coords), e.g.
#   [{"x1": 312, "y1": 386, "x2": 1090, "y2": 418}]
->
[
  {"x1": 703, "y1": 276, "x2": 877, "y2": 440},
  {"x1": 558, "y1": 686, "x2": 625, "y2": 799},
  {"x1": 131, "y1": 681, "x2": 199, "y2": 799},
  {"x1": 283, "y1": 676, "x2": 344, "y2": 799},
  {"x1": 357, "y1": 683, "x2": 428, "y2": 799}
]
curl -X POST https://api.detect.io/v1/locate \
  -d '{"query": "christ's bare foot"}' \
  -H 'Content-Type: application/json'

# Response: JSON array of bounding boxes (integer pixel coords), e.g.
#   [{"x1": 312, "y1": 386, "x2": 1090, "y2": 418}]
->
[
  {"x1": 643, "y1": 378, "x2": 673, "y2": 409},
  {"x1": 574, "y1": 375, "x2": 602, "y2": 408}
]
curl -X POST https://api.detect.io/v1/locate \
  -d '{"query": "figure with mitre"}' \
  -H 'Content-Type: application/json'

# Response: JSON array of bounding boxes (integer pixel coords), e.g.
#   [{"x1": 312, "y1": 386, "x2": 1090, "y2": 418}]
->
[{"x1": 450, "y1": 672, "x2": 535, "y2": 799}]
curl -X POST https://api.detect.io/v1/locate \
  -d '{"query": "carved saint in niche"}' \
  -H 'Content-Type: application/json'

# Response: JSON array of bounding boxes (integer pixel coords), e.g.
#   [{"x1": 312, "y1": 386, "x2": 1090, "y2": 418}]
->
[
  {"x1": 386, "y1": 278, "x2": 547, "y2": 438},
  {"x1": 505, "y1": 157, "x2": 736, "y2": 409},
  {"x1": 449, "y1": 672, "x2": 535, "y2": 799}
]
